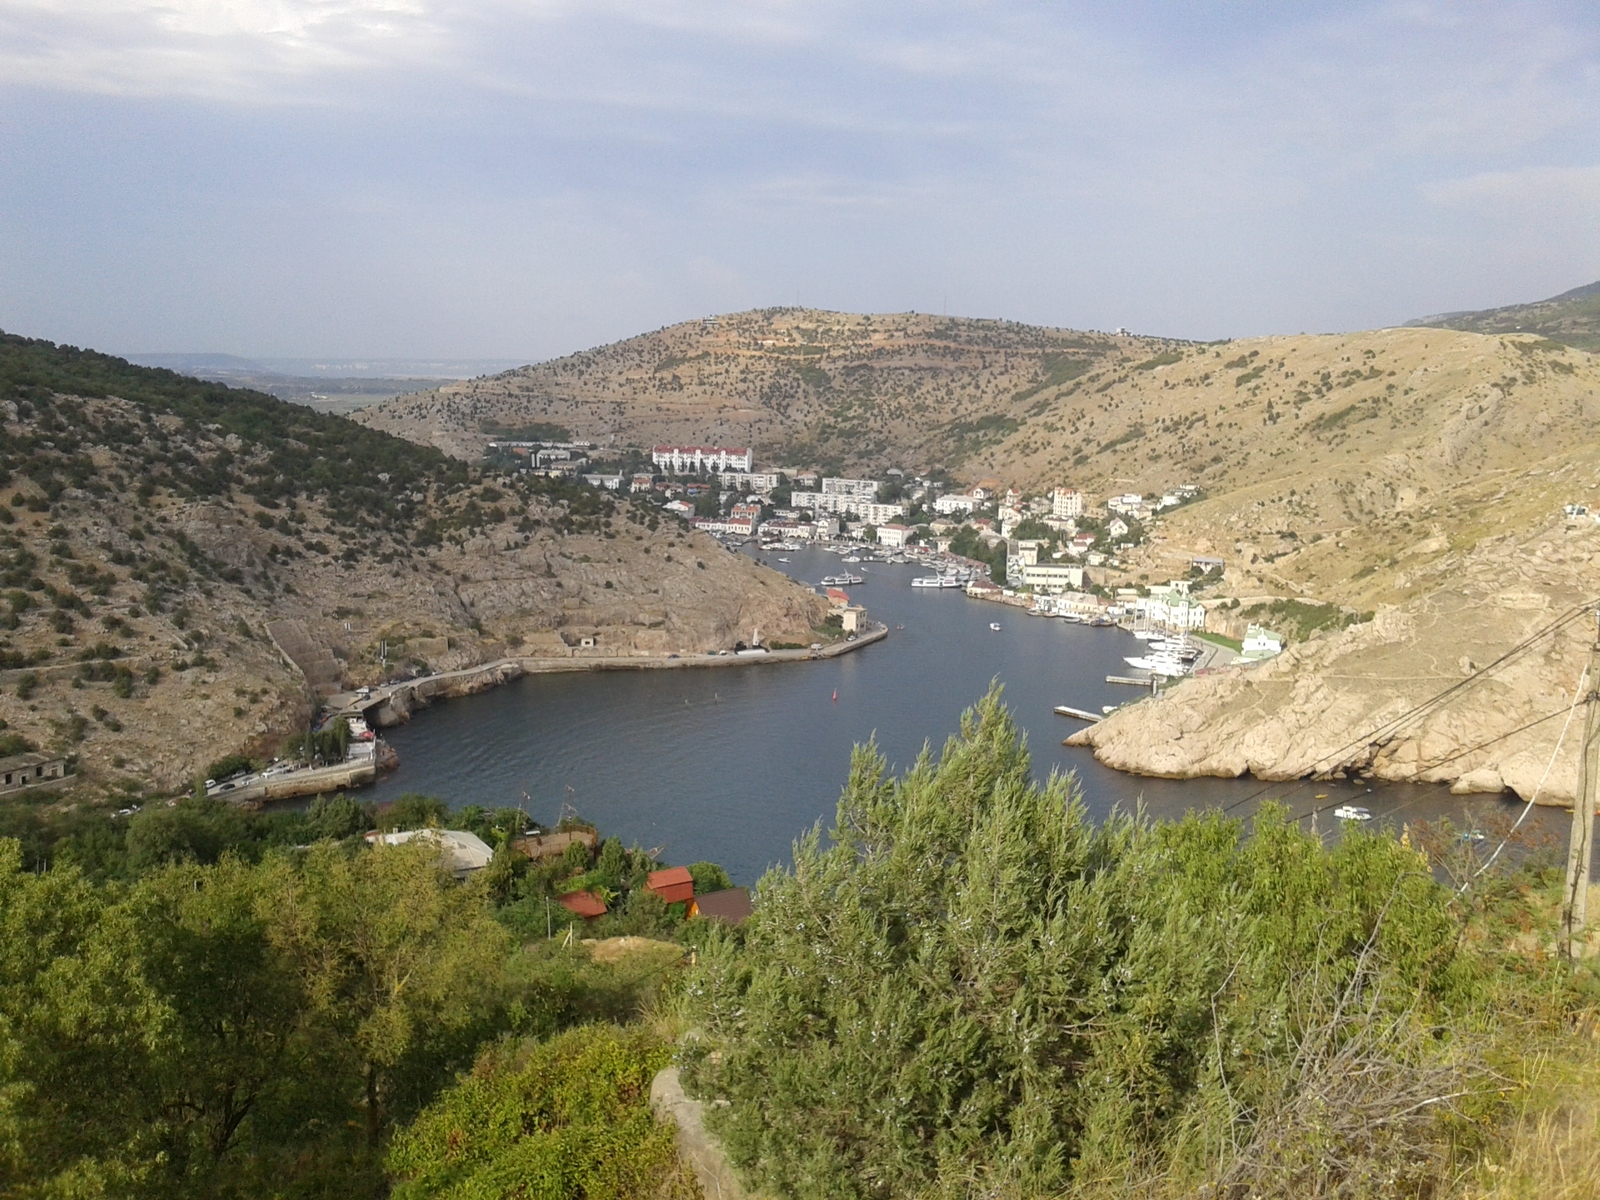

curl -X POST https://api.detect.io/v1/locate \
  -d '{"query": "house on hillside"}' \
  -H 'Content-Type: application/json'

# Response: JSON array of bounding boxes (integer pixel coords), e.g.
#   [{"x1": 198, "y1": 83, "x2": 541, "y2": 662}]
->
[
  {"x1": 0, "y1": 753, "x2": 69, "y2": 794},
  {"x1": 559, "y1": 890, "x2": 608, "y2": 919},
  {"x1": 366, "y1": 829, "x2": 495, "y2": 879},
  {"x1": 647, "y1": 866, "x2": 695, "y2": 906}
]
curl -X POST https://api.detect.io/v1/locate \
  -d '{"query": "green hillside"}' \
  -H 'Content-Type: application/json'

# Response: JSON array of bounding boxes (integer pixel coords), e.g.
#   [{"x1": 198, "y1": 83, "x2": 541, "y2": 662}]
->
[{"x1": 1408, "y1": 280, "x2": 1600, "y2": 350}]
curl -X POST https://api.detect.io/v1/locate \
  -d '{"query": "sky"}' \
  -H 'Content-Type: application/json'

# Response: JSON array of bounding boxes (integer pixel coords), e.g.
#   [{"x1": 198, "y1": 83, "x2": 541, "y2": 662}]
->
[{"x1": 1, "y1": 0, "x2": 1598, "y2": 361}]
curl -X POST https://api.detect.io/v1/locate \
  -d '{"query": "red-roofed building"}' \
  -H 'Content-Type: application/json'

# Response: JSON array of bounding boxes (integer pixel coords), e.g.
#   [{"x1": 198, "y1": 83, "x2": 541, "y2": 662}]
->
[
  {"x1": 646, "y1": 866, "x2": 695, "y2": 906},
  {"x1": 825, "y1": 587, "x2": 851, "y2": 605},
  {"x1": 558, "y1": 890, "x2": 608, "y2": 919}
]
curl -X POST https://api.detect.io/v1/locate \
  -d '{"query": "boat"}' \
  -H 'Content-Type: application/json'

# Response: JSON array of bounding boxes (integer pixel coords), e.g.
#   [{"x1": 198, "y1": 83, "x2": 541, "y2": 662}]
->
[
  {"x1": 777, "y1": 556, "x2": 789, "y2": 562},
  {"x1": 1123, "y1": 652, "x2": 1190, "y2": 677},
  {"x1": 989, "y1": 622, "x2": 1002, "y2": 632},
  {"x1": 911, "y1": 576, "x2": 962, "y2": 588},
  {"x1": 1332, "y1": 804, "x2": 1372, "y2": 822},
  {"x1": 820, "y1": 574, "x2": 851, "y2": 586},
  {"x1": 842, "y1": 555, "x2": 861, "y2": 563}
]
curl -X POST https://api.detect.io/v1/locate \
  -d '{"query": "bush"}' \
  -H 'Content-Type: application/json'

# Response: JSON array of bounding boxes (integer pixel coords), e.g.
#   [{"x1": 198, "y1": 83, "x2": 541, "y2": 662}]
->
[
  {"x1": 679, "y1": 687, "x2": 1518, "y2": 1199},
  {"x1": 379, "y1": 793, "x2": 449, "y2": 832},
  {"x1": 204, "y1": 753, "x2": 258, "y2": 782},
  {"x1": 687, "y1": 861, "x2": 732, "y2": 895},
  {"x1": 387, "y1": 1024, "x2": 697, "y2": 1200}
]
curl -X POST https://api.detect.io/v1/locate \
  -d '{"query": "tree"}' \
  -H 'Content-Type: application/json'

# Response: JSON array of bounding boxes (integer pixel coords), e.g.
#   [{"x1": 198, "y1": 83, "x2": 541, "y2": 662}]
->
[{"x1": 678, "y1": 688, "x2": 1476, "y2": 1199}]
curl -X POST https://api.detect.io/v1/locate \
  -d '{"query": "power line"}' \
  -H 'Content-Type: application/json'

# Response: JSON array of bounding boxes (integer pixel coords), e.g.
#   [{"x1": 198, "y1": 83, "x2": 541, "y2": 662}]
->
[{"x1": 1217, "y1": 599, "x2": 1596, "y2": 819}]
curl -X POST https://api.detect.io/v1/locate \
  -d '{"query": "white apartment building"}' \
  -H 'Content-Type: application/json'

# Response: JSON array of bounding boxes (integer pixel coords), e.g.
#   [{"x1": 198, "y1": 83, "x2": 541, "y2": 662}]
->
[
  {"x1": 933, "y1": 492, "x2": 978, "y2": 516},
  {"x1": 718, "y1": 471, "x2": 781, "y2": 491},
  {"x1": 875, "y1": 523, "x2": 913, "y2": 548},
  {"x1": 789, "y1": 492, "x2": 906, "y2": 524},
  {"x1": 821, "y1": 477, "x2": 882, "y2": 499},
  {"x1": 651, "y1": 445, "x2": 753, "y2": 473},
  {"x1": 1021, "y1": 563, "x2": 1085, "y2": 593},
  {"x1": 1051, "y1": 488, "x2": 1084, "y2": 519}
]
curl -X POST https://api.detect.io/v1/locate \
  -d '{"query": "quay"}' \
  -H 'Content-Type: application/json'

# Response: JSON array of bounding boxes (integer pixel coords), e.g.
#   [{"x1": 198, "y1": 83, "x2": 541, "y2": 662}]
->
[{"x1": 329, "y1": 623, "x2": 891, "y2": 730}]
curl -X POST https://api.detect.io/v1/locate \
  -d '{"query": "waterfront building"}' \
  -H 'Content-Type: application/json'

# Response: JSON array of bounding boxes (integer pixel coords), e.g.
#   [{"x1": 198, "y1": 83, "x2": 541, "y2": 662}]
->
[
  {"x1": 788, "y1": 491, "x2": 906, "y2": 524},
  {"x1": 875, "y1": 523, "x2": 913, "y2": 548},
  {"x1": 1021, "y1": 563, "x2": 1086, "y2": 593},
  {"x1": 651, "y1": 445, "x2": 753, "y2": 473},
  {"x1": 1051, "y1": 488, "x2": 1085, "y2": 519},
  {"x1": 1243, "y1": 625, "x2": 1285, "y2": 660}
]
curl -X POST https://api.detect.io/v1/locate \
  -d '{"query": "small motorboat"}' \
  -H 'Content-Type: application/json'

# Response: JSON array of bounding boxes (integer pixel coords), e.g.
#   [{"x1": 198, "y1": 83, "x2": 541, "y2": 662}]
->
[
  {"x1": 989, "y1": 622, "x2": 1002, "y2": 632},
  {"x1": 777, "y1": 556, "x2": 789, "y2": 562},
  {"x1": 1332, "y1": 804, "x2": 1372, "y2": 822}
]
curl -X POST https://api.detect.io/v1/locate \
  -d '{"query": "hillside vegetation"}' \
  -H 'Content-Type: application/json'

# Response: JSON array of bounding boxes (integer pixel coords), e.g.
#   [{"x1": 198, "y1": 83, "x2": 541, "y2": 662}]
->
[
  {"x1": 0, "y1": 331, "x2": 824, "y2": 799},
  {"x1": 1409, "y1": 279, "x2": 1600, "y2": 351},
  {"x1": 354, "y1": 308, "x2": 1182, "y2": 471}
]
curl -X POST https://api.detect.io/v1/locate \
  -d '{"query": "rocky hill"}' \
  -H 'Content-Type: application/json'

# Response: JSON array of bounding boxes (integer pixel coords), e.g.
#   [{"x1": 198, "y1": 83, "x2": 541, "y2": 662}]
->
[
  {"x1": 1408, "y1": 279, "x2": 1600, "y2": 351},
  {"x1": 353, "y1": 309, "x2": 1182, "y2": 471},
  {"x1": 310, "y1": 304, "x2": 1600, "y2": 801},
  {"x1": 0, "y1": 333, "x2": 826, "y2": 795}
]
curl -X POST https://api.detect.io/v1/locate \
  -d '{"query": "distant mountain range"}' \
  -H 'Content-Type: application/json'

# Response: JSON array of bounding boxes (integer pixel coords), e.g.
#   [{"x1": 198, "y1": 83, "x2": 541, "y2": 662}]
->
[
  {"x1": 124, "y1": 353, "x2": 526, "y2": 379},
  {"x1": 1407, "y1": 279, "x2": 1600, "y2": 350}
]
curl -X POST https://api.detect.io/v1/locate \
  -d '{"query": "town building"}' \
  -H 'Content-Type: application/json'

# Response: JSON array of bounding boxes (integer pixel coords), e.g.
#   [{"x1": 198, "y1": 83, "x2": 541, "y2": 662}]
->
[
  {"x1": 1242, "y1": 625, "x2": 1285, "y2": 660},
  {"x1": 366, "y1": 829, "x2": 495, "y2": 879},
  {"x1": 1106, "y1": 493, "x2": 1144, "y2": 516},
  {"x1": 875, "y1": 523, "x2": 913, "y2": 548},
  {"x1": 663, "y1": 499, "x2": 695, "y2": 517},
  {"x1": 651, "y1": 445, "x2": 753, "y2": 473},
  {"x1": 1051, "y1": 488, "x2": 1085, "y2": 519},
  {"x1": 559, "y1": 891, "x2": 608, "y2": 919},
  {"x1": 719, "y1": 471, "x2": 781, "y2": 491},
  {"x1": 933, "y1": 492, "x2": 979, "y2": 516},
  {"x1": 630, "y1": 473, "x2": 655, "y2": 493},
  {"x1": 0, "y1": 753, "x2": 69, "y2": 794},
  {"x1": 647, "y1": 866, "x2": 696, "y2": 905},
  {"x1": 788, "y1": 491, "x2": 906, "y2": 524},
  {"x1": 695, "y1": 887, "x2": 753, "y2": 924},
  {"x1": 820, "y1": 476, "x2": 881, "y2": 499},
  {"x1": 582, "y1": 473, "x2": 623, "y2": 490},
  {"x1": 1021, "y1": 563, "x2": 1086, "y2": 593}
]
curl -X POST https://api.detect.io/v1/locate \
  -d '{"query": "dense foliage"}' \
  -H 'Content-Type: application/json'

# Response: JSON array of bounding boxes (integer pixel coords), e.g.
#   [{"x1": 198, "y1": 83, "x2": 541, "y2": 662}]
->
[
  {"x1": 0, "y1": 329, "x2": 467, "y2": 532},
  {"x1": 678, "y1": 689, "x2": 1578, "y2": 1199},
  {"x1": 387, "y1": 1024, "x2": 697, "y2": 1200}
]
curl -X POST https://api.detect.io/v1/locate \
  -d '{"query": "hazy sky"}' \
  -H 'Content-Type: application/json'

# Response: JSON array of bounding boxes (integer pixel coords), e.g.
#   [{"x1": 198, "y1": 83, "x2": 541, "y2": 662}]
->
[{"x1": 2, "y1": 1, "x2": 1597, "y2": 360}]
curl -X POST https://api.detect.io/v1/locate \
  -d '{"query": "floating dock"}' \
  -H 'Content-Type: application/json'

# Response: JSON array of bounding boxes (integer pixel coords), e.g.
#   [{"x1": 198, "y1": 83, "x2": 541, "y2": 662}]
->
[
  {"x1": 1106, "y1": 674, "x2": 1161, "y2": 689},
  {"x1": 1053, "y1": 705, "x2": 1103, "y2": 722}
]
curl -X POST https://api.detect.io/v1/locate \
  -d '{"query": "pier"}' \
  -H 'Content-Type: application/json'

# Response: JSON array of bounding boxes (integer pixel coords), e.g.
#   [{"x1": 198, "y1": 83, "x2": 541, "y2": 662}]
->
[
  {"x1": 1107, "y1": 674, "x2": 1162, "y2": 690},
  {"x1": 1053, "y1": 705, "x2": 1103, "y2": 722}
]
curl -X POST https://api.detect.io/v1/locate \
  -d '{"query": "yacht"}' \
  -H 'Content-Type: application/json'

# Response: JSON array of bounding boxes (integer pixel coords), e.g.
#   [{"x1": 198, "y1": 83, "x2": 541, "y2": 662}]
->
[{"x1": 1123, "y1": 651, "x2": 1190, "y2": 677}]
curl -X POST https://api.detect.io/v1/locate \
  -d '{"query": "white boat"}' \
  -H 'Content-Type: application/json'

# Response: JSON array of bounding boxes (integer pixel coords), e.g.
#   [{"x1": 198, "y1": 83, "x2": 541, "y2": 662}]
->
[
  {"x1": 1133, "y1": 630, "x2": 1161, "y2": 640},
  {"x1": 820, "y1": 574, "x2": 850, "y2": 586},
  {"x1": 1124, "y1": 653, "x2": 1190, "y2": 677},
  {"x1": 1332, "y1": 804, "x2": 1373, "y2": 822},
  {"x1": 842, "y1": 555, "x2": 861, "y2": 563},
  {"x1": 911, "y1": 576, "x2": 962, "y2": 588},
  {"x1": 989, "y1": 622, "x2": 1002, "y2": 631},
  {"x1": 777, "y1": 556, "x2": 789, "y2": 562}
]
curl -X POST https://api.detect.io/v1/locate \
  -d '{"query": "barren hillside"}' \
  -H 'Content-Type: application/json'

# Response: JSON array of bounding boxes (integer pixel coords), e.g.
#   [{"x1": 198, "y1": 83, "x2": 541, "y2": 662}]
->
[
  {"x1": 353, "y1": 309, "x2": 1181, "y2": 470},
  {"x1": 0, "y1": 333, "x2": 826, "y2": 795},
  {"x1": 1409, "y1": 279, "x2": 1600, "y2": 351}
]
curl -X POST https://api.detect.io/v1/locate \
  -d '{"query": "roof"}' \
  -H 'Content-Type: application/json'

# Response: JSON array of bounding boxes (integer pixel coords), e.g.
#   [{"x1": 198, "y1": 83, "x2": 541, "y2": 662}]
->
[
  {"x1": 368, "y1": 828, "x2": 495, "y2": 877},
  {"x1": 0, "y1": 752, "x2": 58, "y2": 772},
  {"x1": 558, "y1": 890, "x2": 609, "y2": 918},
  {"x1": 647, "y1": 866, "x2": 695, "y2": 905},
  {"x1": 694, "y1": 887, "x2": 753, "y2": 924}
]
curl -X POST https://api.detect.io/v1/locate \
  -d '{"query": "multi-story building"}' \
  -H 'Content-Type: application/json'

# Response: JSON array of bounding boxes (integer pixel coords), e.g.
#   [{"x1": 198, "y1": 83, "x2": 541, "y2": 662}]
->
[
  {"x1": 718, "y1": 471, "x2": 781, "y2": 491},
  {"x1": 788, "y1": 492, "x2": 906, "y2": 523},
  {"x1": 1051, "y1": 488, "x2": 1084, "y2": 519},
  {"x1": 651, "y1": 445, "x2": 753, "y2": 474},
  {"x1": 821, "y1": 477, "x2": 881, "y2": 499},
  {"x1": 933, "y1": 492, "x2": 978, "y2": 516},
  {"x1": 875, "y1": 523, "x2": 913, "y2": 548},
  {"x1": 1021, "y1": 563, "x2": 1086, "y2": 593}
]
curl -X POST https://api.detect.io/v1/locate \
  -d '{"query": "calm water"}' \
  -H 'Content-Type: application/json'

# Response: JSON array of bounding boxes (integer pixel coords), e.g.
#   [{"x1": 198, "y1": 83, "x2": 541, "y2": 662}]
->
[{"x1": 365, "y1": 547, "x2": 1563, "y2": 883}]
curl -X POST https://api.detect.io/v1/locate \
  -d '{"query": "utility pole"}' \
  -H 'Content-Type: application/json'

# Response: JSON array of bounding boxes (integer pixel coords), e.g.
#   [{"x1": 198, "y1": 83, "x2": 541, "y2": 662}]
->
[{"x1": 1563, "y1": 611, "x2": 1600, "y2": 957}]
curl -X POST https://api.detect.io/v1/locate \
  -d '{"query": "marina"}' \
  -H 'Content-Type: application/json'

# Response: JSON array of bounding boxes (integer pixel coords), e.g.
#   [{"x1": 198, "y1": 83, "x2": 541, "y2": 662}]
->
[{"x1": 359, "y1": 546, "x2": 1556, "y2": 883}]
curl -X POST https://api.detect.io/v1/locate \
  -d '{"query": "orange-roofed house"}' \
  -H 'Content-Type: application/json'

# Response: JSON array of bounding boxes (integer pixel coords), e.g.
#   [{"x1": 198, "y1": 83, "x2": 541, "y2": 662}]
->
[
  {"x1": 647, "y1": 866, "x2": 695, "y2": 906},
  {"x1": 558, "y1": 890, "x2": 608, "y2": 919}
]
